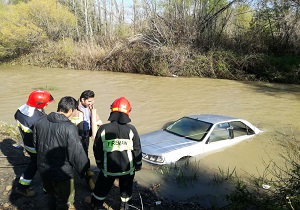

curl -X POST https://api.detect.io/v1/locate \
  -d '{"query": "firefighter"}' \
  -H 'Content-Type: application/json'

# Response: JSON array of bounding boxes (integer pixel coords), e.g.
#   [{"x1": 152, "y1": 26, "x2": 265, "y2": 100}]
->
[
  {"x1": 14, "y1": 90, "x2": 54, "y2": 196},
  {"x1": 70, "y1": 90, "x2": 102, "y2": 190},
  {"x1": 91, "y1": 97, "x2": 142, "y2": 210}
]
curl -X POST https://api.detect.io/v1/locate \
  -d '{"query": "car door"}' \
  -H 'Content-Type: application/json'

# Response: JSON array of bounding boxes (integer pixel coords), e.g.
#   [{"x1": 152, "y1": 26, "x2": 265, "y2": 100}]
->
[
  {"x1": 204, "y1": 123, "x2": 233, "y2": 153},
  {"x1": 204, "y1": 121, "x2": 255, "y2": 154}
]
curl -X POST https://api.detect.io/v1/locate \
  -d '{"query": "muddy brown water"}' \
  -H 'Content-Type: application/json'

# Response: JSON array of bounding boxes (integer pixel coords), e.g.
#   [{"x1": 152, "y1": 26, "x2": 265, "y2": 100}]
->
[{"x1": 1, "y1": 65, "x2": 300, "y2": 207}]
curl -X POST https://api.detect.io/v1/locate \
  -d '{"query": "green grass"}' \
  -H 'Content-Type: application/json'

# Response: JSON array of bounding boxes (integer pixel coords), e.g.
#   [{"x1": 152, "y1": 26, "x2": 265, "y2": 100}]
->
[
  {"x1": 0, "y1": 121, "x2": 20, "y2": 142},
  {"x1": 212, "y1": 167, "x2": 237, "y2": 184}
]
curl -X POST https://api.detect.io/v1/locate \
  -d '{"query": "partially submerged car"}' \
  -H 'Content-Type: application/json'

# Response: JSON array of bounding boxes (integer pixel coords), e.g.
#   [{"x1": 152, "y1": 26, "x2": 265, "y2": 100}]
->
[{"x1": 141, "y1": 114, "x2": 261, "y2": 165}]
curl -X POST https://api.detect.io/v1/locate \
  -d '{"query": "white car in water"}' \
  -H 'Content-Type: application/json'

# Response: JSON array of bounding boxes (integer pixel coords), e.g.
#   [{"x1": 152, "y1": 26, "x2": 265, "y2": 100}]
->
[{"x1": 141, "y1": 114, "x2": 261, "y2": 165}]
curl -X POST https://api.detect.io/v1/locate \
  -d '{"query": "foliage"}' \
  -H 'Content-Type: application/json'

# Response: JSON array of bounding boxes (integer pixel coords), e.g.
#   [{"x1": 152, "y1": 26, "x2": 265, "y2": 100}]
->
[
  {"x1": 154, "y1": 158, "x2": 202, "y2": 187},
  {"x1": 0, "y1": 121, "x2": 20, "y2": 143},
  {"x1": 213, "y1": 167, "x2": 237, "y2": 184},
  {"x1": 0, "y1": 2, "x2": 46, "y2": 60},
  {"x1": 13, "y1": 35, "x2": 300, "y2": 84},
  {"x1": 1, "y1": 0, "x2": 300, "y2": 84},
  {"x1": 240, "y1": 54, "x2": 300, "y2": 83},
  {"x1": 176, "y1": 49, "x2": 256, "y2": 81},
  {"x1": 114, "y1": 24, "x2": 134, "y2": 39},
  {"x1": 249, "y1": 0, "x2": 300, "y2": 55},
  {"x1": 233, "y1": 3, "x2": 253, "y2": 32},
  {"x1": 107, "y1": 43, "x2": 169, "y2": 76},
  {"x1": 27, "y1": 0, "x2": 76, "y2": 41},
  {"x1": 0, "y1": 0, "x2": 76, "y2": 61},
  {"x1": 15, "y1": 39, "x2": 73, "y2": 68},
  {"x1": 15, "y1": 39, "x2": 108, "y2": 70}
]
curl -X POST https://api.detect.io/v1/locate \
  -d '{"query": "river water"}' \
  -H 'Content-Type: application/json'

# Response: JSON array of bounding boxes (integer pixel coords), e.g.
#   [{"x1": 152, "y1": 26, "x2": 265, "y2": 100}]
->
[{"x1": 1, "y1": 65, "x2": 300, "y2": 207}]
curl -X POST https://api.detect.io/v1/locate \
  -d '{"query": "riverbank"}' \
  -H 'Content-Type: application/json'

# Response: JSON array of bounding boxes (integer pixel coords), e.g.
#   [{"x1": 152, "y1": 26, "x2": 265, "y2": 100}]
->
[{"x1": 8, "y1": 38, "x2": 300, "y2": 85}]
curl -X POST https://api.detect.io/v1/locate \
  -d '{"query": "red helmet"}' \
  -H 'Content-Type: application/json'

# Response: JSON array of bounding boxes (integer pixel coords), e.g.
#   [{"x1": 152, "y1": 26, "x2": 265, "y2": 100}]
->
[
  {"x1": 26, "y1": 90, "x2": 54, "y2": 109},
  {"x1": 111, "y1": 97, "x2": 131, "y2": 115}
]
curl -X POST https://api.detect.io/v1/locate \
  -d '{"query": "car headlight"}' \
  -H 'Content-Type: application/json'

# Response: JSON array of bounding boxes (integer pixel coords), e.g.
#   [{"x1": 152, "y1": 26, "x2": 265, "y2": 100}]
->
[{"x1": 142, "y1": 153, "x2": 165, "y2": 163}]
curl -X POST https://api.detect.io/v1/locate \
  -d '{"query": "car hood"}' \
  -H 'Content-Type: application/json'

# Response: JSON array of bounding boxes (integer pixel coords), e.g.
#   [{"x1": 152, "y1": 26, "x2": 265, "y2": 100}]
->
[{"x1": 140, "y1": 130, "x2": 199, "y2": 155}]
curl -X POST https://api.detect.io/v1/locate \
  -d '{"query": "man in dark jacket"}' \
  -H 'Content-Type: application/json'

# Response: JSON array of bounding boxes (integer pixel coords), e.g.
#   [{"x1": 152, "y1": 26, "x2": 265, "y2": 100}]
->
[
  {"x1": 33, "y1": 96, "x2": 89, "y2": 210},
  {"x1": 91, "y1": 97, "x2": 142, "y2": 210}
]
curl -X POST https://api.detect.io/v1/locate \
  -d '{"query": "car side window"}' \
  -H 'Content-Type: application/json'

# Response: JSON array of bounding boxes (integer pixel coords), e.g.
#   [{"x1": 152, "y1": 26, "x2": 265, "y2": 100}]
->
[
  {"x1": 230, "y1": 121, "x2": 255, "y2": 137},
  {"x1": 209, "y1": 123, "x2": 230, "y2": 143}
]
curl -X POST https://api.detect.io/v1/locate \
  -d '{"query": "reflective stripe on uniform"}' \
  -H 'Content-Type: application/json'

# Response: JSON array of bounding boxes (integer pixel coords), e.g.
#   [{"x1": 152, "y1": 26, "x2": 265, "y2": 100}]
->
[
  {"x1": 16, "y1": 121, "x2": 32, "y2": 133},
  {"x1": 70, "y1": 116, "x2": 82, "y2": 125},
  {"x1": 111, "y1": 107, "x2": 129, "y2": 114},
  {"x1": 128, "y1": 130, "x2": 134, "y2": 174},
  {"x1": 24, "y1": 145, "x2": 37, "y2": 153},
  {"x1": 92, "y1": 192, "x2": 106, "y2": 201},
  {"x1": 101, "y1": 129, "x2": 135, "y2": 176},
  {"x1": 101, "y1": 130, "x2": 108, "y2": 176},
  {"x1": 120, "y1": 196, "x2": 132, "y2": 202},
  {"x1": 19, "y1": 174, "x2": 32, "y2": 186},
  {"x1": 103, "y1": 139, "x2": 133, "y2": 152}
]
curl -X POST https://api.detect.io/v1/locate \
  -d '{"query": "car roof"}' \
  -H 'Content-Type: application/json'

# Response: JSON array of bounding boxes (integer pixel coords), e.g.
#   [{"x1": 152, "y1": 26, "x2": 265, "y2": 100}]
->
[{"x1": 187, "y1": 114, "x2": 239, "y2": 124}]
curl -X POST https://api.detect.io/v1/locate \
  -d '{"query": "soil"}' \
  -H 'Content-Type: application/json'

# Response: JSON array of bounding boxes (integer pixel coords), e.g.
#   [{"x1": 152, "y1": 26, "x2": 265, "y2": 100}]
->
[{"x1": 0, "y1": 137, "x2": 208, "y2": 210}]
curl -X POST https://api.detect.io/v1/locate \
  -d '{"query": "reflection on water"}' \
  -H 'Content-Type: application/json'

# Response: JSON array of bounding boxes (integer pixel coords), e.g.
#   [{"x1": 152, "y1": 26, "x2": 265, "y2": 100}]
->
[{"x1": 1, "y1": 65, "x2": 300, "y2": 206}]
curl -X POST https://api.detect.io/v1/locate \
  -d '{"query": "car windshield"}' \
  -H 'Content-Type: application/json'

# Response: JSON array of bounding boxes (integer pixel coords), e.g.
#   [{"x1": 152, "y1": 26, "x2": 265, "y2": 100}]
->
[{"x1": 165, "y1": 117, "x2": 212, "y2": 141}]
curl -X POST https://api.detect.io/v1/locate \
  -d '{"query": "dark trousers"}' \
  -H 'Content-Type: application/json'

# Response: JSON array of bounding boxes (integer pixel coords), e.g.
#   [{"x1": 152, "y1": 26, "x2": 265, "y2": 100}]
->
[
  {"x1": 81, "y1": 134, "x2": 91, "y2": 168},
  {"x1": 43, "y1": 179, "x2": 75, "y2": 210},
  {"x1": 19, "y1": 151, "x2": 37, "y2": 188},
  {"x1": 92, "y1": 171, "x2": 135, "y2": 206}
]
